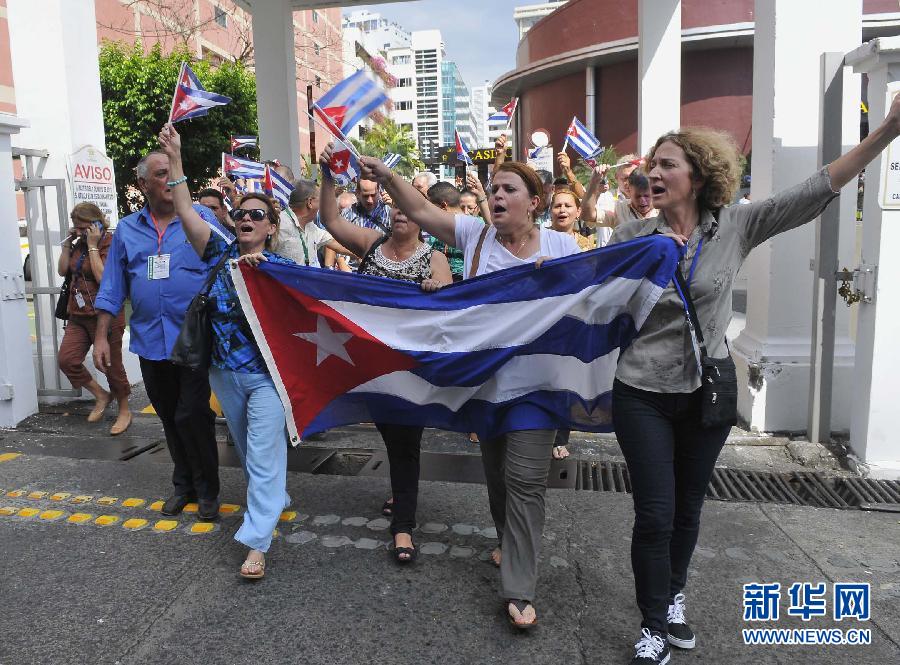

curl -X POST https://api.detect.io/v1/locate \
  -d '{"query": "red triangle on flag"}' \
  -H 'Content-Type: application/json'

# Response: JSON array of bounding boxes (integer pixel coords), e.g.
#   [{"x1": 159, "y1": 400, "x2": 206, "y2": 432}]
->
[
  {"x1": 240, "y1": 265, "x2": 420, "y2": 435},
  {"x1": 321, "y1": 105, "x2": 348, "y2": 131}
]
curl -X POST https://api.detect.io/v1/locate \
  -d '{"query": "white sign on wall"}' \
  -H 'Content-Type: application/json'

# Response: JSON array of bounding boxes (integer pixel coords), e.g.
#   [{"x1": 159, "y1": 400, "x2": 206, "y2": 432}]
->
[
  {"x1": 69, "y1": 145, "x2": 118, "y2": 224},
  {"x1": 526, "y1": 145, "x2": 555, "y2": 175},
  {"x1": 880, "y1": 84, "x2": 900, "y2": 209}
]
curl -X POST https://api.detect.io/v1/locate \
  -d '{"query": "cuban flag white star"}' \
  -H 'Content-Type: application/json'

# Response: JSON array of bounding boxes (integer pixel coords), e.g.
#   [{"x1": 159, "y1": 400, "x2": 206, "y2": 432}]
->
[{"x1": 293, "y1": 315, "x2": 355, "y2": 366}]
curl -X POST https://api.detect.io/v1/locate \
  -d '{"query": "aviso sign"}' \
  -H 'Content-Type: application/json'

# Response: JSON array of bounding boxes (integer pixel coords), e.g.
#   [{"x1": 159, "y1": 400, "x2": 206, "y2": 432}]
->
[{"x1": 69, "y1": 145, "x2": 119, "y2": 223}]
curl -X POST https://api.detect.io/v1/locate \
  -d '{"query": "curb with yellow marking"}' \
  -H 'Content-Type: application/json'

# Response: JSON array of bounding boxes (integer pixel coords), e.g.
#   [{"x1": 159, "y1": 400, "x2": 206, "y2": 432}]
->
[
  {"x1": 0, "y1": 505, "x2": 221, "y2": 536},
  {"x1": 0, "y1": 452, "x2": 21, "y2": 464}
]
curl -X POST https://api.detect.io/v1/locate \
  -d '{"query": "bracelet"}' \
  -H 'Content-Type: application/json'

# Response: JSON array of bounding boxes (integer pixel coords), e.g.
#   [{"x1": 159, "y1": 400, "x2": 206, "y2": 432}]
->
[
  {"x1": 166, "y1": 175, "x2": 188, "y2": 187},
  {"x1": 88, "y1": 248, "x2": 100, "y2": 253},
  {"x1": 476, "y1": 196, "x2": 487, "y2": 204}
]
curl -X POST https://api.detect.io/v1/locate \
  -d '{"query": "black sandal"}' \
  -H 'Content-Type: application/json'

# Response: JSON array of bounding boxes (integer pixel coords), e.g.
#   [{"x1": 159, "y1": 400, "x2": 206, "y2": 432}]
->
[
  {"x1": 507, "y1": 599, "x2": 537, "y2": 630},
  {"x1": 391, "y1": 539, "x2": 417, "y2": 565},
  {"x1": 381, "y1": 498, "x2": 393, "y2": 517}
]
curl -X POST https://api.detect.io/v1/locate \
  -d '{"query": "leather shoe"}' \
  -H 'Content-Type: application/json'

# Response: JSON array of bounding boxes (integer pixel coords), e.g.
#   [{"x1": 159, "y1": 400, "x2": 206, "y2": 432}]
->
[
  {"x1": 160, "y1": 494, "x2": 191, "y2": 516},
  {"x1": 198, "y1": 498, "x2": 220, "y2": 521}
]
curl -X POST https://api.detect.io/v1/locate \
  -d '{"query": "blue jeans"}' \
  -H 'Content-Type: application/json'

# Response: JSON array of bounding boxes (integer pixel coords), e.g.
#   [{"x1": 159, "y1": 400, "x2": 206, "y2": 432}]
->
[{"x1": 209, "y1": 367, "x2": 290, "y2": 553}]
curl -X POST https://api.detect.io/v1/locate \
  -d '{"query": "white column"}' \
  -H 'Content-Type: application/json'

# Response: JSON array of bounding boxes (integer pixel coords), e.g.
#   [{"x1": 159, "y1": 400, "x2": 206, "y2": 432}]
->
[
  {"x1": 844, "y1": 38, "x2": 900, "y2": 477},
  {"x1": 251, "y1": 0, "x2": 301, "y2": 177},
  {"x1": 637, "y1": 0, "x2": 681, "y2": 155},
  {"x1": 8, "y1": 0, "x2": 141, "y2": 403},
  {"x1": 0, "y1": 113, "x2": 37, "y2": 426},
  {"x1": 585, "y1": 66, "x2": 596, "y2": 135},
  {"x1": 732, "y1": 0, "x2": 861, "y2": 432}
]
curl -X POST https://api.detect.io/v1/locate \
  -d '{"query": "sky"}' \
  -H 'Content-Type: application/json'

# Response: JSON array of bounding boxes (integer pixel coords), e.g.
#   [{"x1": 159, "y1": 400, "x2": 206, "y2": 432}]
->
[{"x1": 346, "y1": 1, "x2": 524, "y2": 92}]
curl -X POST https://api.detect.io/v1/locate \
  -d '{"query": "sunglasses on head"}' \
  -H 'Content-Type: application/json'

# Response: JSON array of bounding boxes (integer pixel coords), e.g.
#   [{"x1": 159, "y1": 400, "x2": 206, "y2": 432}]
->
[{"x1": 229, "y1": 208, "x2": 269, "y2": 222}]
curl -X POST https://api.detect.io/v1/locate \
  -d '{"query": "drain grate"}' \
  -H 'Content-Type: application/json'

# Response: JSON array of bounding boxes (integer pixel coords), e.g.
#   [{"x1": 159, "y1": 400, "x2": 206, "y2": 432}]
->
[{"x1": 574, "y1": 461, "x2": 900, "y2": 510}]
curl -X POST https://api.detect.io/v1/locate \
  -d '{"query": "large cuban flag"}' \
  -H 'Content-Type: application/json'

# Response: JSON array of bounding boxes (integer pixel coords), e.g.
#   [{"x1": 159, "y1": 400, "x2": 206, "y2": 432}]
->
[{"x1": 233, "y1": 236, "x2": 680, "y2": 445}]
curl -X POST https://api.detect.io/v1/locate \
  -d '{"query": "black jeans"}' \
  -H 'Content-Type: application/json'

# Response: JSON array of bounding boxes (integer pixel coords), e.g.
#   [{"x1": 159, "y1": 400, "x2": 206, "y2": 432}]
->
[
  {"x1": 612, "y1": 379, "x2": 731, "y2": 632},
  {"x1": 376, "y1": 423, "x2": 424, "y2": 536},
  {"x1": 140, "y1": 358, "x2": 219, "y2": 500}
]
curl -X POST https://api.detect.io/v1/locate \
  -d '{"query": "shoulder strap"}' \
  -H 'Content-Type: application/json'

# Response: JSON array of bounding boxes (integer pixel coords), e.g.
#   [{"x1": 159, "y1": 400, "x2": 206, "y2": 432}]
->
[
  {"x1": 358, "y1": 233, "x2": 390, "y2": 274},
  {"x1": 467, "y1": 224, "x2": 491, "y2": 279},
  {"x1": 200, "y1": 245, "x2": 233, "y2": 297},
  {"x1": 673, "y1": 269, "x2": 708, "y2": 359}
]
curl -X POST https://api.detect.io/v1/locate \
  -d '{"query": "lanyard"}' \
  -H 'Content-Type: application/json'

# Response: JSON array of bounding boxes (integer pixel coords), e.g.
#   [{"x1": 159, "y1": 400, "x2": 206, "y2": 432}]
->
[
  {"x1": 148, "y1": 211, "x2": 166, "y2": 255},
  {"x1": 287, "y1": 209, "x2": 310, "y2": 266}
]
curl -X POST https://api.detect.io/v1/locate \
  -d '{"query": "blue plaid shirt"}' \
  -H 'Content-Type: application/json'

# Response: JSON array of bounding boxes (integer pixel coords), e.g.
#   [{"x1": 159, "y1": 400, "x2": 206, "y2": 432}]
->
[{"x1": 203, "y1": 234, "x2": 295, "y2": 373}]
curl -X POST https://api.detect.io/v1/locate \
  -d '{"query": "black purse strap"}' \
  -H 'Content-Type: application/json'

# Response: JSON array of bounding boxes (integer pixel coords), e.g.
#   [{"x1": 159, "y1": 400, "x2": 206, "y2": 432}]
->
[
  {"x1": 200, "y1": 247, "x2": 233, "y2": 297},
  {"x1": 358, "y1": 233, "x2": 390, "y2": 274},
  {"x1": 674, "y1": 269, "x2": 708, "y2": 361}
]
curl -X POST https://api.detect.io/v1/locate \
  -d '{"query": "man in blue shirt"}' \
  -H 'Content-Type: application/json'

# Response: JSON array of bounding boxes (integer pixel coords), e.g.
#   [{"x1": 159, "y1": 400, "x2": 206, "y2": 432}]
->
[{"x1": 93, "y1": 149, "x2": 220, "y2": 520}]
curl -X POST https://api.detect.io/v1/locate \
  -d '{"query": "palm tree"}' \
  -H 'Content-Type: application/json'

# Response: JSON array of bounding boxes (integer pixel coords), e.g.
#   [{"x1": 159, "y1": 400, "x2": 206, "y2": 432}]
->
[{"x1": 351, "y1": 119, "x2": 424, "y2": 177}]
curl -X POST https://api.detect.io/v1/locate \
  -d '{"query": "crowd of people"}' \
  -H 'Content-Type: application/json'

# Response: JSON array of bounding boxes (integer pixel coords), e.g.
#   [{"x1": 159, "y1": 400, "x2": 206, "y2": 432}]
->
[{"x1": 58, "y1": 93, "x2": 900, "y2": 664}]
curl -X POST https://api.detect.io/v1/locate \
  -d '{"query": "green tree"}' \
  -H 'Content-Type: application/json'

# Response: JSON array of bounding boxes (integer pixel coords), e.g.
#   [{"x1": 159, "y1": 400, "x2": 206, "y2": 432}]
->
[
  {"x1": 571, "y1": 146, "x2": 620, "y2": 188},
  {"x1": 351, "y1": 119, "x2": 423, "y2": 177},
  {"x1": 98, "y1": 42, "x2": 258, "y2": 214}
]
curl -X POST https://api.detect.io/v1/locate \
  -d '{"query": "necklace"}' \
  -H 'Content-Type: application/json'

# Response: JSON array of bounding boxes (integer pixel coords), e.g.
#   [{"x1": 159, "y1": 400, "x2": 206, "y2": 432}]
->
[
  {"x1": 498, "y1": 228, "x2": 534, "y2": 258},
  {"x1": 385, "y1": 240, "x2": 419, "y2": 262}
]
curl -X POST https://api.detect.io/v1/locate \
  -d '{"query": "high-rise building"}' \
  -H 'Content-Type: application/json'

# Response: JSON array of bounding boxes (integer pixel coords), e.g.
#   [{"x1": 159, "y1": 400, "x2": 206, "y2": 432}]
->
[
  {"x1": 513, "y1": 1, "x2": 568, "y2": 40},
  {"x1": 441, "y1": 61, "x2": 476, "y2": 178},
  {"x1": 472, "y1": 82, "x2": 510, "y2": 149}
]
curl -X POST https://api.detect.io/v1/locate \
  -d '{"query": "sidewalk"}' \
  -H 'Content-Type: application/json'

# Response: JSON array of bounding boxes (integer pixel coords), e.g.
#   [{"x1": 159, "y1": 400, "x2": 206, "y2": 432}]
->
[{"x1": 1, "y1": 408, "x2": 898, "y2": 664}]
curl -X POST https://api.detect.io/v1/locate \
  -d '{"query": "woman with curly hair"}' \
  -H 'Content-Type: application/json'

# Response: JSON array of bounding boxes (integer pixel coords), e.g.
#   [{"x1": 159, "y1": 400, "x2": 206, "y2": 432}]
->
[{"x1": 610, "y1": 100, "x2": 900, "y2": 664}]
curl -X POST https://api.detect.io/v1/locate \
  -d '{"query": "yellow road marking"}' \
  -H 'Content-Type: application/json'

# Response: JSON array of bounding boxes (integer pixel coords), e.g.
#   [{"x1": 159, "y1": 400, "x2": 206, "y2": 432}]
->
[
  {"x1": 71, "y1": 495, "x2": 93, "y2": 504},
  {"x1": 39, "y1": 510, "x2": 64, "y2": 520},
  {"x1": 0, "y1": 507, "x2": 16, "y2": 516},
  {"x1": 279, "y1": 511, "x2": 297, "y2": 522},
  {"x1": 0, "y1": 453, "x2": 21, "y2": 463},
  {"x1": 122, "y1": 498, "x2": 145, "y2": 508},
  {"x1": 27, "y1": 491, "x2": 48, "y2": 500},
  {"x1": 67, "y1": 513, "x2": 93, "y2": 524},
  {"x1": 7, "y1": 490, "x2": 24, "y2": 498},
  {"x1": 190, "y1": 522, "x2": 215, "y2": 534},
  {"x1": 122, "y1": 518, "x2": 148, "y2": 530},
  {"x1": 183, "y1": 503, "x2": 198, "y2": 513},
  {"x1": 219, "y1": 503, "x2": 241, "y2": 514},
  {"x1": 97, "y1": 497, "x2": 118, "y2": 506},
  {"x1": 148, "y1": 500, "x2": 164, "y2": 511},
  {"x1": 140, "y1": 405, "x2": 156, "y2": 414},
  {"x1": 50, "y1": 493, "x2": 72, "y2": 501},
  {"x1": 17, "y1": 508, "x2": 39, "y2": 517},
  {"x1": 142, "y1": 394, "x2": 222, "y2": 416},
  {"x1": 94, "y1": 515, "x2": 119, "y2": 526},
  {"x1": 153, "y1": 520, "x2": 178, "y2": 532}
]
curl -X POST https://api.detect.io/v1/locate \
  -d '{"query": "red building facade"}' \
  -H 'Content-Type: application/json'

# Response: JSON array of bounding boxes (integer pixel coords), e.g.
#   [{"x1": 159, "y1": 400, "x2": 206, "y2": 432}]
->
[{"x1": 493, "y1": 0, "x2": 900, "y2": 157}]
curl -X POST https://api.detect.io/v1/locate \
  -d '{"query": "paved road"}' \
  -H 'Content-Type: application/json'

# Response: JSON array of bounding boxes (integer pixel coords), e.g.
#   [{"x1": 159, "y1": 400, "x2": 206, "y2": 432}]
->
[{"x1": 1, "y1": 413, "x2": 898, "y2": 664}]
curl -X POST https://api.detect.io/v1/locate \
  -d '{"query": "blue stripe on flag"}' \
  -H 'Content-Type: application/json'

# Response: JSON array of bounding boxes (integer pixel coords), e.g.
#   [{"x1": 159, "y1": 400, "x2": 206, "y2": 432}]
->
[
  {"x1": 256, "y1": 236, "x2": 681, "y2": 311},
  {"x1": 305, "y1": 389, "x2": 614, "y2": 437}
]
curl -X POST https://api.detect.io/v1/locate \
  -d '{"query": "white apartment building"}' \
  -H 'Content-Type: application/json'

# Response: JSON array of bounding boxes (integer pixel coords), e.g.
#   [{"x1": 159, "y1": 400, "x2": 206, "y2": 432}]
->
[
  {"x1": 472, "y1": 82, "x2": 510, "y2": 149},
  {"x1": 513, "y1": 1, "x2": 568, "y2": 40}
]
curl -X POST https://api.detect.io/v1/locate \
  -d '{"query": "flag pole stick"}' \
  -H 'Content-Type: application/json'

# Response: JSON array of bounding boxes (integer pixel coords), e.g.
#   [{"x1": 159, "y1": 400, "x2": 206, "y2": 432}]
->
[
  {"x1": 562, "y1": 136, "x2": 569, "y2": 153},
  {"x1": 305, "y1": 109, "x2": 363, "y2": 161},
  {"x1": 505, "y1": 101, "x2": 516, "y2": 132},
  {"x1": 168, "y1": 62, "x2": 184, "y2": 125}
]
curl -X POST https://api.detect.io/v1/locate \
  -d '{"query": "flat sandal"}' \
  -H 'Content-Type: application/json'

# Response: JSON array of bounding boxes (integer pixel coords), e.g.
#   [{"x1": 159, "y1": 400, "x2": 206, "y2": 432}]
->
[{"x1": 240, "y1": 558, "x2": 265, "y2": 580}]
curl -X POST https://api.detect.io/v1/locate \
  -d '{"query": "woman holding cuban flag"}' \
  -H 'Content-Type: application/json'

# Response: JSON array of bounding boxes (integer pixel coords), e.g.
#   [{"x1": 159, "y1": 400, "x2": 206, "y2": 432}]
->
[
  {"x1": 356, "y1": 153, "x2": 580, "y2": 630},
  {"x1": 606, "y1": 94, "x2": 900, "y2": 665}
]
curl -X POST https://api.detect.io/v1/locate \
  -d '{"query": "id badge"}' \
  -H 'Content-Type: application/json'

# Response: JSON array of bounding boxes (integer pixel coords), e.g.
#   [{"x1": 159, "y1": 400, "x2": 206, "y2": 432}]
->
[
  {"x1": 74, "y1": 291, "x2": 86, "y2": 309},
  {"x1": 147, "y1": 254, "x2": 171, "y2": 280}
]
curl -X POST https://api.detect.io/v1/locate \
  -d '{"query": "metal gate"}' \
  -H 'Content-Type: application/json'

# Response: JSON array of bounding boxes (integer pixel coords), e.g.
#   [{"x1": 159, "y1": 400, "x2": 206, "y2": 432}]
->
[{"x1": 14, "y1": 147, "x2": 80, "y2": 398}]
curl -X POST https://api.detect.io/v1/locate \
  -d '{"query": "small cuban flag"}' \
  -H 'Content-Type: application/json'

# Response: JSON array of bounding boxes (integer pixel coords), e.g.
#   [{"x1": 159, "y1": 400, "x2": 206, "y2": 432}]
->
[
  {"x1": 565, "y1": 116, "x2": 602, "y2": 162},
  {"x1": 322, "y1": 138, "x2": 361, "y2": 188},
  {"x1": 313, "y1": 70, "x2": 389, "y2": 142},
  {"x1": 488, "y1": 98, "x2": 518, "y2": 123},
  {"x1": 230, "y1": 135, "x2": 258, "y2": 152},
  {"x1": 264, "y1": 164, "x2": 295, "y2": 209},
  {"x1": 223, "y1": 153, "x2": 266, "y2": 180},
  {"x1": 169, "y1": 62, "x2": 231, "y2": 124},
  {"x1": 455, "y1": 131, "x2": 473, "y2": 166},
  {"x1": 382, "y1": 153, "x2": 402, "y2": 170}
]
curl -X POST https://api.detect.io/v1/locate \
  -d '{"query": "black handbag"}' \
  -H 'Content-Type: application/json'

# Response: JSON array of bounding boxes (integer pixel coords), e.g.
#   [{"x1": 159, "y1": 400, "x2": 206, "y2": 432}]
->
[
  {"x1": 674, "y1": 269, "x2": 738, "y2": 429},
  {"x1": 55, "y1": 272, "x2": 72, "y2": 321},
  {"x1": 169, "y1": 249, "x2": 232, "y2": 370}
]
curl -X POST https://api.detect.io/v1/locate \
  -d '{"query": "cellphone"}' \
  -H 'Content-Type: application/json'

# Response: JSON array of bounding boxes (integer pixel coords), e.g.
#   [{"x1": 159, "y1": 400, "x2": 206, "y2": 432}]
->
[{"x1": 93, "y1": 221, "x2": 103, "y2": 230}]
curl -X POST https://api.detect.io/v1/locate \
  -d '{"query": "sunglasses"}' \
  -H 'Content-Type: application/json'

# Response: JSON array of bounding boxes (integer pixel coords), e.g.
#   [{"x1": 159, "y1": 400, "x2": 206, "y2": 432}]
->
[{"x1": 229, "y1": 208, "x2": 270, "y2": 222}]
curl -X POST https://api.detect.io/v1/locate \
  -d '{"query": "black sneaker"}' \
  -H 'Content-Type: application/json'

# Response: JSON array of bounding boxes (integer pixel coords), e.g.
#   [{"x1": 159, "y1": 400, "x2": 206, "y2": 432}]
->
[
  {"x1": 198, "y1": 498, "x2": 220, "y2": 521},
  {"x1": 667, "y1": 592, "x2": 696, "y2": 649},
  {"x1": 631, "y1": 628, "x2": 670, "y2": 664}
]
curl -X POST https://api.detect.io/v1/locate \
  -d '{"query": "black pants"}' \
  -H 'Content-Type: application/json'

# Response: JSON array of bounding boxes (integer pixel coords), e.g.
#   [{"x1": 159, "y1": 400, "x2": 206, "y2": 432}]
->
[
  {"x1": 612, "y1": 379, "x2": 731, "y2": 632},
  {"x1": 140, "y1": 358, "x2": 219, "y2": 500},
  {"x1": 376, "y1": 423, "x2": 424, "y2": 536}
]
